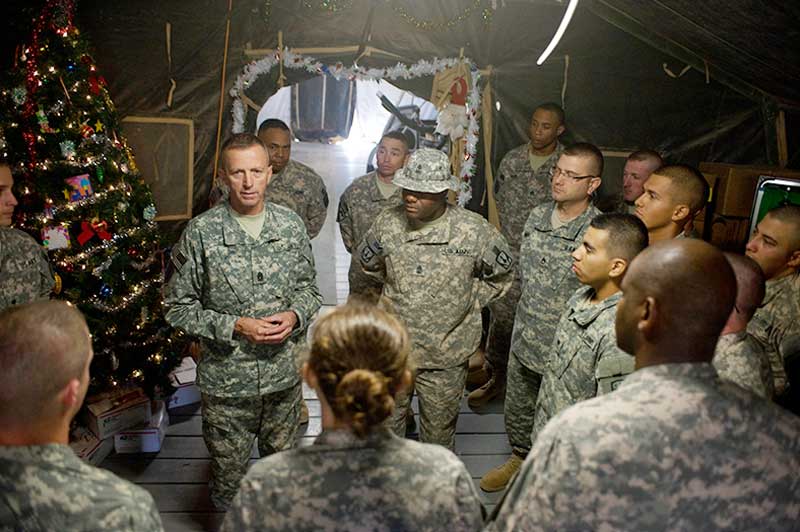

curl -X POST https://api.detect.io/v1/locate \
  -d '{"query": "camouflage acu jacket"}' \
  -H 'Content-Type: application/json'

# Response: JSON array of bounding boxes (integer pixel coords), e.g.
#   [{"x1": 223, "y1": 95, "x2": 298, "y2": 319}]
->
[
  {"x1": 358, "y1": 204, "x2": 513, "y2": 368},
  {"x1": 531, "y1": 287, "x2": 629, "y2": 445},
  {"x1": 714, "y1": 330, "x2": 773, "y2": 399},
  {"x1": 490, "y1": 363, "x2": 800, "y2": 531},
  {"x1": 748, "y1": 271, "x2": 800, "y2": 396},
  {"x1": 221, "y1": 428, "x2": 484, "y2": 532},
  {"x1": 164, "y1": 202, "x2": 322, "y2": 397},
  {"x1": 0, "y1": 444, "x2": 162, "y2": 531},
  {"x1": 511, "y1": 201, "x2": 601, "y2": 373},
  {"x1": 337, "y1": 172, "x2": 404, "y2": 298},
  {"x1": 0, "y1": 227, "x2": 53, "y2": 311},
  {"x1": 495, "y1": 142, "x2": 564, "y2": 258},
  {"x1": 265, "y1": 159, "x2": 329, "y2": 239}
]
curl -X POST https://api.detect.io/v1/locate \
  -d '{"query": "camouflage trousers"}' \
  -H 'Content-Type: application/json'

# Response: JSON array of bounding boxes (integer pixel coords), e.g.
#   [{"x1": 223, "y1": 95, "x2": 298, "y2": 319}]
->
[
  {"x1": 391, "y1": 363, "x2": 468, "y2": 450},
  {"x1": 202, "y1": 382, "x2": 301, "y2": 509},
  {"x1": 504, "y1": 351, "x2": 542, "y2": 457},
  {"x1": 485, "y1": 277, "x2": 522, "y2": 377}
]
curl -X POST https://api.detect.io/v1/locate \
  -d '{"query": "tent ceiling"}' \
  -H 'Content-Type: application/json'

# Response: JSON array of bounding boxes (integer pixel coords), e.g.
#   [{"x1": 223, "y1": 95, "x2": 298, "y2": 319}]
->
[{"x1": 589, "y1": 0, "x2": 800, "y2": 108}]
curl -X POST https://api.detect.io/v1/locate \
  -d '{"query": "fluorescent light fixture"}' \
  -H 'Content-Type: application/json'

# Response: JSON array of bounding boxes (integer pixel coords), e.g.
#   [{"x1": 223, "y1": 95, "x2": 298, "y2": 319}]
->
[{"x1": 537, "y1": 0, "x2": 579, "y2": 65}]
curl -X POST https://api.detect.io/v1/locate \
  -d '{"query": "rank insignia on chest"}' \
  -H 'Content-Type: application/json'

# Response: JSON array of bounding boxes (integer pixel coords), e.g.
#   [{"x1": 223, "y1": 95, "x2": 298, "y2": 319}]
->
[{"x1": 414, "y1": 264, "x2": 425, "y2": 276}]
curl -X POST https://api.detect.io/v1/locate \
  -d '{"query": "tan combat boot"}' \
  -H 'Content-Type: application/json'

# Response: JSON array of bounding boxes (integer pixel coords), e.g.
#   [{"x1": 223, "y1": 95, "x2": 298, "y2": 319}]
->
[
  {"x1": 300, "y1": 399, "x2": 309, "y2": 424},
  {"x1": 468, "y1": 374, "x2": 505, "y2": 409},
  {"x1": 480, "y1": 454, "x2": 523, "y2": 492}
]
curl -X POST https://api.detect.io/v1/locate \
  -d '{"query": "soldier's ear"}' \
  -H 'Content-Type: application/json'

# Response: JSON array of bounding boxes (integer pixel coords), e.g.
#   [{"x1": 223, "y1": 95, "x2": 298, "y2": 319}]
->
[
  {"x1": 556, "y1": 124, "x2": 565, "y2": 137},
  {"x1": 787, "y1": 249, "x2": 800, "y2": 269},
  {"x1": 59, "y1": 378, "x2": 81, "y2": 412},
  {"x1": 671, "y1": 204, "x2": 690, "y2": 223},
  {"x1": 638, "y1": 296, "x2": 659, "y2": 340},
  {"x1": 608, "y1": 257, "x2": 627, "y2": 280}
]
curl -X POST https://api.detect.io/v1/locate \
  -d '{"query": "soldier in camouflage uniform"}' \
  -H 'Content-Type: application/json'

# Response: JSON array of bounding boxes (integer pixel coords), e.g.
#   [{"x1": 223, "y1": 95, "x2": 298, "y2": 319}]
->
[
  {"x1": 598, "y1": 149, "x2": 663, "y2": 214},
  {"x1": 633, "y1": 164, "x2": 707, "y2": 243},
  {"x1": 712, "y1": 253, "x2": 773, "y2": 399},
  {"x1": 480, "y1": 143, "x2": 603, "y2": 492},
  {"x1": 358, "y1": 148, "x2": 513, "y2": 450},
  {"x1": 489, "y1": 240, "x2": 800, "y2": 532},
  {"x1": 257, "y1": 119, "x2": 329, "y2": 239},
  {"x1": 745, "y1": 204, "x2": 800, "y2": 399},
  {"x1": 0, "y1": 301, "x2": 162, "y2": 531},
  {"x1": 0, "y1": 161, "x2": 53, "y2": 311},
  {"x1": 469, "y1": 103, "x2": 565, "y2": 407},
  {"x1": 165, "y1": 133, "x2": 322, "y2": 509},
  {"x1": 221, "y1": 305, "x2": 484, "y2": 532},
  {"x1": 529, "y1": 214, "x2": 647, "y2": 449},
  {"x1": 337, "y1": 131, "x2": 407, "y2": 300}
]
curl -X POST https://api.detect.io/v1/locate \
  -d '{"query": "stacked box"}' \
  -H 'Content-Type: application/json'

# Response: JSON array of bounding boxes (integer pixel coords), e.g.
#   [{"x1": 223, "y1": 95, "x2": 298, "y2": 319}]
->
[
  {"x1": 167, "y1": 356, "x2": 201, "y2": 410},
  {"x1": 114, "y1": 400, "x2": 169, "y2": 454},
  {"x1": 84, "y1": 386, "x2": 152, "y2": 439},
  {"x1": 69, "y1": 425, "x2": 114, "y2": 466}
]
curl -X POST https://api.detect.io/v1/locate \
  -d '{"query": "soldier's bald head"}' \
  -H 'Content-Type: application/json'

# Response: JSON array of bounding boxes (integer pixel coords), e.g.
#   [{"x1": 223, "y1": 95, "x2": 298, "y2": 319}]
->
[{"x1": 617, "y1": 239, "x2": 736, "y2": 364}]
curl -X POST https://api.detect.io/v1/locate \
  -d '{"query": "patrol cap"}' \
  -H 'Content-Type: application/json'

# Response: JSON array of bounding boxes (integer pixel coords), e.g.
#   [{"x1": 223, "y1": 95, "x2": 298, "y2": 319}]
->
[{"x1": 392, "y1": 148, "x2": 460, "y2": 194}]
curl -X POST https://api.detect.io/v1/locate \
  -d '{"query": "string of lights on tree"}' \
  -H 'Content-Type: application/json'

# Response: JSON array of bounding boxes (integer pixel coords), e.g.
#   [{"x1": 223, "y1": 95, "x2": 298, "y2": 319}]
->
[{"x1": 0, "y1": 0, "x2": 188, "y2": 396}]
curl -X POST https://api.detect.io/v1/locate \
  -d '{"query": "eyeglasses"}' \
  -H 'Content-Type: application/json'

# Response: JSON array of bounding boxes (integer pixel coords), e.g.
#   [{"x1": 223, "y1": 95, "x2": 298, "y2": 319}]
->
[{"x1": 553, "y1": 167, "x2": 596, "y2": 181}]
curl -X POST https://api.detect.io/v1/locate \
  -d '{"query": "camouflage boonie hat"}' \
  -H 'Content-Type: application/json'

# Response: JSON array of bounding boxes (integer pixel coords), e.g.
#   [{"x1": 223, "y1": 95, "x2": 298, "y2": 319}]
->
[{"x1": 393, "y1": 148, "x2": 459, "y2": 194}]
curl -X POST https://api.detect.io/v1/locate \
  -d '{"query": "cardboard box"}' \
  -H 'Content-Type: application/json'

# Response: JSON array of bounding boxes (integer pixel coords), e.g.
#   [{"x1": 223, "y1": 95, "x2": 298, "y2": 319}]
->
[
  {"x1": 114, "y1": 400, "x2": 169, "y2": 454},
  {"x1": 69, "y1": 425, "x2": 114, "y2": 466},
  {"x1": 167, "y1": 357, "x2": 201, "y2": 410},
  {"x1": 85, "y1": 387, "x2": 152, "y2": 440}
]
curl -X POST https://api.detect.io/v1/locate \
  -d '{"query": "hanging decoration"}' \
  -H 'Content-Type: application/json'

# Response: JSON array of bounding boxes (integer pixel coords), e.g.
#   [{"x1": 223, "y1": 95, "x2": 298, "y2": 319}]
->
[
  {"x1": 230, "y1": 48, "x2": 482, "y2": 205},
  {"x1": 390, "y1": 0, "x2": 489, "y2": 31}
]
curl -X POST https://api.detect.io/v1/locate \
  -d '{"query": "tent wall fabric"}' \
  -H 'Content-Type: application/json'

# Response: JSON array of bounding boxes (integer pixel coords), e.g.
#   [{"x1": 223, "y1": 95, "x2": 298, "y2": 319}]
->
[{"x1": 3, "y1": 0, "x2": 798, "y2": 216}]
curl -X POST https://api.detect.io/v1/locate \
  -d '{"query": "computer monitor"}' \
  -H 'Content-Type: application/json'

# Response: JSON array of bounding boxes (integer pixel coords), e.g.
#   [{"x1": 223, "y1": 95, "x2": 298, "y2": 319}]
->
[{"x1": 749, "y1": 176, "x2": 800, "y2": 236}]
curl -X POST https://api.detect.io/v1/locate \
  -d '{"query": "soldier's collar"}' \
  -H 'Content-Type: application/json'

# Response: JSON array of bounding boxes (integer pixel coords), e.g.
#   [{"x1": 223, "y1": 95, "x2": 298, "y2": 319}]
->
[
  {"x1": 222, "y1": 204, "x2": 280, "y2": 245},
  {"x1": 570, "y1": 288, "x2": 622, "y2": 326},
  {"x1": 404, "y1": 206, "x2": 452, "y2": 244},
  {"x1": 535, "y1": 202, "x2": 595, "y2": 238}
]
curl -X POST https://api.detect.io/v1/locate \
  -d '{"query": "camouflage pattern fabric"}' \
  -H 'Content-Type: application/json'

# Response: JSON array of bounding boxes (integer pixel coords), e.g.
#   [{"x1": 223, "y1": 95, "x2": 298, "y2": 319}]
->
[
  {"x1": 0, "y1": 444, "x2": 162, "y2": 531},
  {"x1": 336, "y1": 172, "x2": 403, "y2": 300},
  {"x1": 390, "y1": 363, "x2": 468, "y2": 450},
  {"x1": 504, "y1": 202, "x2": 600, "y2": 455},
  {"x1": 0, "y1": 227, "x2": 53, "y2": 311},
  {"x1": 358, "y1": 204, "x2": 513, "y2": 369},
  {"x1": 714, "y1": 331, "x2": 774, "y2": 399},
  {"x1": 511, "y1": 201, "x2": 602, "y2": 373},
  {"x1": 265, "y1": 159, "x2": 329, "y2": 239},
  {"x1": 504, "y1": 351, "x2": 542, "y2": 456},
  {"x1": 489, "y1": 363, "x2": 800, "y2": 531},
  {"x1": 165, "y1": 202, "x2": 322, "y2": 398},
  {"x1": 487, "y1": 143, "x2": 564, "y2": 376},
  {"x1": 164, "y1": 201, "x2": 320, "y2": 509},
  {"x1": 530, "y1": 287, "x2": 629, "y2": 448},
  {"x1": 748, "y1": 271, "x2": 800, "y2": 396},
  {"x1": 220, "y1": 428, "x2": 484, "y2": 532},
  {"x1": 202, "y1": 384, "x2": 301, "y2": 509}
]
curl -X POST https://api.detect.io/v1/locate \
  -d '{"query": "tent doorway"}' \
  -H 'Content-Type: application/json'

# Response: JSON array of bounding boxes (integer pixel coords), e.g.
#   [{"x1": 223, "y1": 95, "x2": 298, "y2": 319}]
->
[{"x1": 256, "y1": 79, "x2": 439, "y2": 304}]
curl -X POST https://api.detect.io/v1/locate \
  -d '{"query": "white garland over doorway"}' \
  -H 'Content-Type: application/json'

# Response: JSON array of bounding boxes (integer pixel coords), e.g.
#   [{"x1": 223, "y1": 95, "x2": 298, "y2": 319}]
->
[{"x1": 229, "y1": 48, "x2": 481, "y2": 204}]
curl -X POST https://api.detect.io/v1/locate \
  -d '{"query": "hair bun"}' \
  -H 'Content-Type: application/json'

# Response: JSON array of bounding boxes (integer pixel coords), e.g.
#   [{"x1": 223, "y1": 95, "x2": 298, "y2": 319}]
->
[{"x1": 334, "y1": 369, "x2": 395, "y2": 437}]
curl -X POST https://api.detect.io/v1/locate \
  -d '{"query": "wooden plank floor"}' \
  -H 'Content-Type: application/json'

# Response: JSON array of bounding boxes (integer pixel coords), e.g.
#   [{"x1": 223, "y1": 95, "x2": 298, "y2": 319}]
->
[{"x1": 101, "y1": 143, "x2": 513, "y2": 531}]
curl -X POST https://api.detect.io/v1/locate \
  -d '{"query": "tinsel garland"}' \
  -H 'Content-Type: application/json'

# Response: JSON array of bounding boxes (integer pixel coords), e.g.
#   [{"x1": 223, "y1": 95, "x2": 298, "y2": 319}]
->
[{"x1": 230, "y1": 49, "x2": 481, "y2": 205}]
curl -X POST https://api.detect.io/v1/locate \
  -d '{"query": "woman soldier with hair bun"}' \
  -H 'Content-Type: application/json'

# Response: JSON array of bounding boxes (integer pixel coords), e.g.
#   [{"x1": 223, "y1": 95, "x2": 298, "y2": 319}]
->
[{"x1": 221, "y1": 304, "x2": 485, "y2": 532}]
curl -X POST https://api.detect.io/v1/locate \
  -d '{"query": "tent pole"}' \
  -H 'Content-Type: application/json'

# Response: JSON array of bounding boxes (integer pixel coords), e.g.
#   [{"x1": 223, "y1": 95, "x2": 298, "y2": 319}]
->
[{"x1": 212, "y1": 0, "x2": 234, "y2": 181}]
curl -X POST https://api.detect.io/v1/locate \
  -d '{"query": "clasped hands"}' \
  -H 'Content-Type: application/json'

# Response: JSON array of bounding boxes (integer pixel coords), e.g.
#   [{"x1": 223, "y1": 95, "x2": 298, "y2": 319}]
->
[{"x1": 235, "y1": 311, "x2": 298, "y2": 344}]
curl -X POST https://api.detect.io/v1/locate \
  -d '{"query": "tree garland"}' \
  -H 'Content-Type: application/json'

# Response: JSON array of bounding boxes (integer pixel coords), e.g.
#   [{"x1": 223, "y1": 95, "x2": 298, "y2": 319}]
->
[{"x1": 230, "y1": 49, "x2": 481, "y2": 205}]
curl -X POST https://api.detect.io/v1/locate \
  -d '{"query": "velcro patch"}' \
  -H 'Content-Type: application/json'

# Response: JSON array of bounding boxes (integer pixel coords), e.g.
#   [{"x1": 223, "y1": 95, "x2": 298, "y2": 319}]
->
[
  {"x1": 494, "y1": 246, "x2": 513, "y2": 270},
  {"x1": 336, "y1": 200, "x2": 349, "y2": 222},
  {"x1": 360, "y1": 237, "x2": 383, "y2": 264},
  {"x1": 171, "y1": 247, "x2": 188, "y2": 272}
]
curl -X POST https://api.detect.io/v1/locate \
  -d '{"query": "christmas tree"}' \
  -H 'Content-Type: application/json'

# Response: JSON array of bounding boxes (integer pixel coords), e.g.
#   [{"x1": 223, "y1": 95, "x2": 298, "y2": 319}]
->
[{"x1": 1, "y1": 0, "x2": 186, "y2": 396}]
